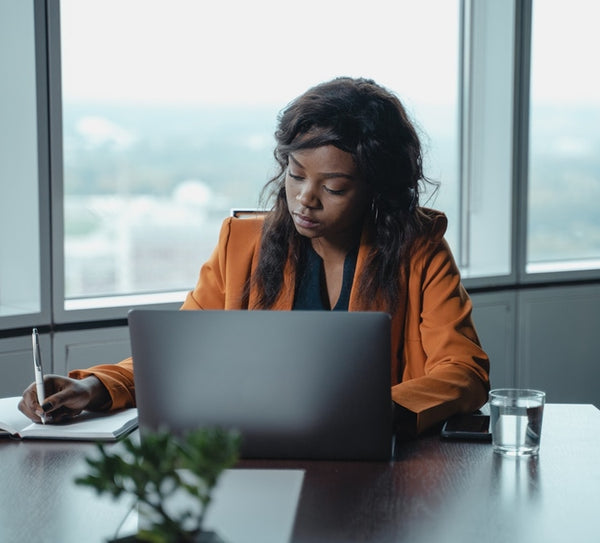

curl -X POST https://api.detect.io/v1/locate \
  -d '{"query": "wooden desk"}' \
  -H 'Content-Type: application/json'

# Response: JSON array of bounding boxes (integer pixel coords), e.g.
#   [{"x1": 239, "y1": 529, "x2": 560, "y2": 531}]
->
[{"x1": 1, "y1": 404, "x2": 599, "y2": 543}]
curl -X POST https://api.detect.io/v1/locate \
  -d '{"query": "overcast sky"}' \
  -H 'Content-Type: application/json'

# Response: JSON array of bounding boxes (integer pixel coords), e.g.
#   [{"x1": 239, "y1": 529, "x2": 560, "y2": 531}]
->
[
  {"x1": 61, "y1": 0, "x2": 599, "y2": 108},
  {"x1": 60, "y1": 0, "x2": 459, "y2": 107}
]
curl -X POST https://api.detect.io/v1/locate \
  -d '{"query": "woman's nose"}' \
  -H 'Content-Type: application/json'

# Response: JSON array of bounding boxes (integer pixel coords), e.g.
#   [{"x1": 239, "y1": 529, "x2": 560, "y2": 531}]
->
[{"x1": 296, "y1": 184, "x2": 319, "y2": 208}]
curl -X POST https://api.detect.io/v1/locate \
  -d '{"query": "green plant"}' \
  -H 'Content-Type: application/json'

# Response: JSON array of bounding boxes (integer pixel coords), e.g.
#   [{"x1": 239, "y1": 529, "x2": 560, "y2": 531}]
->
[{"x1": 76, "y1": 427, "x2": 240, "y2": 543}]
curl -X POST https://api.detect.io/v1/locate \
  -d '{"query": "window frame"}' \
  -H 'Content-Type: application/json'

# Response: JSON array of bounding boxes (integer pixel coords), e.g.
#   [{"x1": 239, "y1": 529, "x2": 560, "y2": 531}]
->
[
  {"x1": 5, "y1": 0, "x2": 597, "y2": 331},
  {"x1": 47, "y1": 0, "x2": 182, "y2": 324},
  {"x1": 461, "y1": 0, "x2": 600, "y2": 290},
  {"x1": 515, "y1": 0, "x2": 600, "y2": 285},
  {"x1": 458, "y1": 0, "x2": 517, "y2": 288}
]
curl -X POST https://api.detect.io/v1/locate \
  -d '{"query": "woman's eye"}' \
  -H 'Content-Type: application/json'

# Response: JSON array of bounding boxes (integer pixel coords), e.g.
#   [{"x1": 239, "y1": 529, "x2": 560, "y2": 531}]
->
[
  {"x1": 288, "y1": 171, "x2": 304, "y2": 181},
  {"x1": 324, "y1": 186, "x2": 346, "y2": 196}
]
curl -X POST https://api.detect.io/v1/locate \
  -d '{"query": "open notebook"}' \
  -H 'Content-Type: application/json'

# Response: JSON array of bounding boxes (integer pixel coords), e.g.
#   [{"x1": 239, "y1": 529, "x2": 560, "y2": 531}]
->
[
  {"x1": 0, "y1": 396, "x2": 137, "y2": 441},
  {"x1": 129, "y1": 309, "x2": 394, "y2": 461}
]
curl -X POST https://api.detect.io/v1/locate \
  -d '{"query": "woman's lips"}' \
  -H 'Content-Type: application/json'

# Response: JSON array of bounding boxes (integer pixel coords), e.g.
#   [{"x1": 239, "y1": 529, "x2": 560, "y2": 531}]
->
[{"x1": 293, "y1": 212, "x2": 319, "y2": 229}]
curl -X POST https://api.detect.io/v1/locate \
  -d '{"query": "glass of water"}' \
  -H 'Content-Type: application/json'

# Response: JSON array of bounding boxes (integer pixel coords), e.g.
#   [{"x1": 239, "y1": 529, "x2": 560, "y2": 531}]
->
[{"x1": 489, "y1": 389, "x2": 546, "y2": 456}]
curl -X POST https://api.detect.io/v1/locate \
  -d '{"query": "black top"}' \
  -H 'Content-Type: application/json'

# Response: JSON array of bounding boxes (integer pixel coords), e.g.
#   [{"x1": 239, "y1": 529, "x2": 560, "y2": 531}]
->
[{"x1": 293, "y1": 244, "x2": 359, "y2": 311}]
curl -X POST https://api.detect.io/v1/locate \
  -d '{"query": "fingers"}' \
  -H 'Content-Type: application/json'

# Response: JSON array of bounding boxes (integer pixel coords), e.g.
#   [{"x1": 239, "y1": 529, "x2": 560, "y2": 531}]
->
[
  {"x1": 18, "y1": 383, "x2": 44, "y2": 422},
  {"x1": 40, "y1": 375, "x2": 94, "y2": 421},
  {"x1": 43, "y1": 404, "x2": 83, "y2": 423},
  {"x1": 19, "y1": 374, "x2": 86, "y2": 424}
]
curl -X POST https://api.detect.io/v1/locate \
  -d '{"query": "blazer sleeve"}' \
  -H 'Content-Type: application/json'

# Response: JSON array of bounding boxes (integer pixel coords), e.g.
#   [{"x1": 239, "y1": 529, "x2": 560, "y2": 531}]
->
[
  {"x1": 392, "y1": 236, "x2": 490, "y2": 434},
  {"x1": 69, "y1": 358, "x2": 135, "y2": 410}
]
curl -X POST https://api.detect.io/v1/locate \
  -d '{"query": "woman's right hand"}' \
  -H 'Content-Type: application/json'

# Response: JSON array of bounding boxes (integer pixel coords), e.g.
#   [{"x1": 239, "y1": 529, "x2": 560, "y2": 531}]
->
[{"x1": 18, "y1": 375, "x2": 111, "y2": 423}]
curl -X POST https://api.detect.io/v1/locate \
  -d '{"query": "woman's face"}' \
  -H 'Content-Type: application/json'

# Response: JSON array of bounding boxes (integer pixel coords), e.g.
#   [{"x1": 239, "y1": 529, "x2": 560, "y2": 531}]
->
[{"x1": 285, "y1": 145, "x2": 370, "y2": 251}]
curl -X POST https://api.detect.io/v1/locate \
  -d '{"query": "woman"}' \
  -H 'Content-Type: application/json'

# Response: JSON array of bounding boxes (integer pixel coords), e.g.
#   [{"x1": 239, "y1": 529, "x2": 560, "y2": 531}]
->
[{"x1": 20, "y1": 77, "x2": 490, "y2": 436}]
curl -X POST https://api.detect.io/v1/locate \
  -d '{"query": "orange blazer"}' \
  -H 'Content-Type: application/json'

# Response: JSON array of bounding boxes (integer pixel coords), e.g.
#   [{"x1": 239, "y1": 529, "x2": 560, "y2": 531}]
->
[{"x1": 71, "y1": 210, "x2": 490, "y2": 434}]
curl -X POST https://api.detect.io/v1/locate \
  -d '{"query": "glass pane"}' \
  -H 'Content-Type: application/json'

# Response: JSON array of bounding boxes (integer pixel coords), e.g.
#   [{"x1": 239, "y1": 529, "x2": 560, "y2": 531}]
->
[
  {"x1": 0, "y1": 0, "x2": 41, "y2": 318},
  {"x1": 527, "y1": 0, "x2": 600, "y2": 273},
  {"x1": 458, "y1": 0, "x2": 515, "y2": 280},
  {"x1": 60, "y1": 0, "x2": 459, "y2": 301}
]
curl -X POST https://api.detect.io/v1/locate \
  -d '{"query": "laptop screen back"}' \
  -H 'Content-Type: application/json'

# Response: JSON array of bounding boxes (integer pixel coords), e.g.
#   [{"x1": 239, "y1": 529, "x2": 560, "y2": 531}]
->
[{"x1": 129, "y1": 309, "x2": 392, "y2": 460}]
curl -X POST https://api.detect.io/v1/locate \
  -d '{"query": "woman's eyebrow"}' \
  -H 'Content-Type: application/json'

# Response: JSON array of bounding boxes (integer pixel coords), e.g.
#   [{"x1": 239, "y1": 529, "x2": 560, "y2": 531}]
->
[
  {"x1": 288, "y1": 154, "x2": 305, "y2": 169},
  {"x1": 288, "y1": 153, "x2": 355, "y2": 180}
]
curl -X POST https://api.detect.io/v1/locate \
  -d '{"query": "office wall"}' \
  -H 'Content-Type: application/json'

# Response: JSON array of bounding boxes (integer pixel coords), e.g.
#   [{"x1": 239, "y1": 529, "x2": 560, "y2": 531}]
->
[
  {"x1": 469, "y1": 291, "x2": 516, "y2": 391},
  {"x1": 52, "y1": 326, "x2": 131, "y2": 375},
  {"x1": 472, "y1": 283, "x2": 600, "y2": 405},
  {"x1": 516, "y1": 285, "x2": 600, "y2": 404},
  {"x1": 0, "y1": 334, "x2": 51, "y2": 398}
]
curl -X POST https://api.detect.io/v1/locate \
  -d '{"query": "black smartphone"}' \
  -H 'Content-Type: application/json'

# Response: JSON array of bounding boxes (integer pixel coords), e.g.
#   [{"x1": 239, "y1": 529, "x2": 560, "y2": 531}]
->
[{"x1": 440, "y1": 413, "x2": 491, "y2": 441}]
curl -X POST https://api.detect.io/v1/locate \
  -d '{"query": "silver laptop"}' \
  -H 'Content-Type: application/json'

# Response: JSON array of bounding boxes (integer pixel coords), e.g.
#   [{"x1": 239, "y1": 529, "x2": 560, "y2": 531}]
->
[{"x1": 128, "y1": 309, "x2": 393, "y2": 460}]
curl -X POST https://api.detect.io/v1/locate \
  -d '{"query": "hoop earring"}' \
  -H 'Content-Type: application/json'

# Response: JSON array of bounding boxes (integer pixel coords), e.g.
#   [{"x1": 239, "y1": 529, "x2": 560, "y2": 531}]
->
[{"x1": 370, "y1": 198, "x2": 379, "y2": 224}]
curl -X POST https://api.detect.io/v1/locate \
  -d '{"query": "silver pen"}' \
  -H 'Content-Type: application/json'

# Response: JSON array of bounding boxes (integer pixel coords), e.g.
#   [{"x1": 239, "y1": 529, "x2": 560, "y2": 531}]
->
[{"x1": 32, "y1": 328, "x2": 46, "y2": 424}]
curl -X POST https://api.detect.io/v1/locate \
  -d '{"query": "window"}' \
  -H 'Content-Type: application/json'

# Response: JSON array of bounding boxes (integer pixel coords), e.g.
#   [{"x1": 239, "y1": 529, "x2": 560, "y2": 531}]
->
[
  {"x1": 4, "y1": 0, "x2": 600, "y2": 404},
  {"x1": 527, "y1": 0, "x2": 600, "y2": 274},
  {"x1": 56, "y1": 0, "x2": 460, "y2": 314},
  {"x1": 5, "y1": 0, "x2": 595, "y2": 331}
]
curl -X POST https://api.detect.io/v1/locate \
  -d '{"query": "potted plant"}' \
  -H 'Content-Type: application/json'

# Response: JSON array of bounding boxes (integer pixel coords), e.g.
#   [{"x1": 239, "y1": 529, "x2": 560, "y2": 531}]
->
[{"x1": 76, "y1": 427, "x2": 240, "y2": 543}]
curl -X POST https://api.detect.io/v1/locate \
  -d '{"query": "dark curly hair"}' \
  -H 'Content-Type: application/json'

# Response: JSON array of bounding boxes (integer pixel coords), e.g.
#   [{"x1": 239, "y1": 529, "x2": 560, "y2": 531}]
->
[{"x1": 250, "y1": 76, "x2": 437, "y2": 310}]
